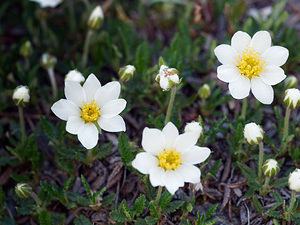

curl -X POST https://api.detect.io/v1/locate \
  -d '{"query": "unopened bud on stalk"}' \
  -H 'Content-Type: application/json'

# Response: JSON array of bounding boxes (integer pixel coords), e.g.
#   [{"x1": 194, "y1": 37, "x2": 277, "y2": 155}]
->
[
  {"x1": 284, "y1": 76, "x2": 298, "y2": 89},
  {"x1": 119, "y1": 65, "x2": 136, "y2": 82},
  {"x1": 288, "y1": 169, "x2": 300, "y2": 192},
  {"x1": 283, "y1": 88, "x2": 300, "y2": 109},
  {"x1": 263, "y1": 159, "x2": 279, "y2": 177},
  {"x1": 184, "y1": 121, "x2": 203, "y2": 140},
  {"x1": 244, "y1": 122, "x2": 264, "y2": 145},
  {"x1": 199, "y1": 84, "x2": 211, "y2": 99},
  {"x1": 155, "y1": 65, "x2": 180, "y2": 91},
  {"x1": 88, "y1": 6, "x2": 104, "y2": 30},
  {"x1": 15, "y1": 183, "x2": 32, "y2": 198},
  {"x1": 65, "y1": 69, "x2": 85, "y2": 83},
  {"x1": 20, "y1": 41, "x2": 33, "y2": 58},
  {"x1": 41, "y1": 53, "x2": 57, "y2": 70},
  {"x1": 13, "y1": 86, "x2": 30, "y2": 106}
]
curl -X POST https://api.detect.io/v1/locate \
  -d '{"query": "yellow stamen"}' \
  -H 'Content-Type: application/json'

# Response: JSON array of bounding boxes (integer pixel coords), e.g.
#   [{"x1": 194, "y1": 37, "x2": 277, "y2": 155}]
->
[
  {"x1": 236, "y1": 47, "x2": 266, "y2": 79},
  {"x1": 158, "y1": 149, "x2": 183, "y2": 171},
  {"x1": 81, "y1": 99, "x2": 100, "y2": 123}
]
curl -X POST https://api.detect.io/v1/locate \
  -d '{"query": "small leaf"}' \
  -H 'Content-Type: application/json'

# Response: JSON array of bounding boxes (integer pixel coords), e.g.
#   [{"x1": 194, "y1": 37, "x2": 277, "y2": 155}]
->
[
  {"x1": 159, "y1": 191, "x2": 173, "y2": 209},
  {"x1": 164, "y1": 200, "x2": 184, "y2": 213},
  {"x1": 273, "y1": 191, "x2": 283, "y2": 203},
  {"x1": 38, "y1": 210, "x2": 51, "y2": 225},
  {"x1": 74, "y1": 215, "x2": 92, "y2": 225},
  {"x1": 80, "y1": 175, "x2": 92, "y2": 201},
  {"x1": 252, "y1": 195, "x2": 264, "y2": 214},
  {"x1": 145, "y1": 216, "x2": 157, "y2": 225},
  {"x1": 149, "y1": 201, "x2": 159, "y2": 218},
  {"x1": 118, "y1": 133, "x2": 134, "y2": 165},
  {"x1": 120, "y1": 200, "x2": 133, "y2": 221},
  {"x1": 204, "y1": 204, "x2": 218, "y2": 220},
  {"x1": 133, "y1": 194, "x2": 146, "y2": 217}
]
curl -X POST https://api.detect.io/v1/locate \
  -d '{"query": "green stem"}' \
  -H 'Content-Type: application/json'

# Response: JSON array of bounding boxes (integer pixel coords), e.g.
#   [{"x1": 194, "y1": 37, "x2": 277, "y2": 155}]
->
[
  {"x1": 241, "y1": 98, "x2": 247, "y2": 120},
  {"x1": 258, "y1": 142, "x2": 264, "y2": 184},
  {"x1": 67, "y1": 0, "x2": 76, "y2": 33},
  {"x1": 18, "y1": 106, "x2": 26, "y2": 142},
  {"x1": 155, "y1": 186, "x2": 162, "y2": 205},
  {"x1": 81, "y1": 0, "x2": 90, "y2": 9},
  {"x1": 164, "y1": 86, "x2": 176, "y2": 125},
  {"x1": 287, "y1": 190, "x2": 296, "y2": 222},
  {"x1": 81, "y1": 29, "x2": 93, "y2": 68},
  {"x1": 30, "y1": 192, "x2": 41, "y2": 206},
  {"x1": 261, "y1": 176, "x2": 270, "y2": 195},
  {"x1": 86, "y1": 147, "x2": 96, "y2": 167},
  {"x1": 47, "y1": 68, "x2": 57, "y2": 99}
]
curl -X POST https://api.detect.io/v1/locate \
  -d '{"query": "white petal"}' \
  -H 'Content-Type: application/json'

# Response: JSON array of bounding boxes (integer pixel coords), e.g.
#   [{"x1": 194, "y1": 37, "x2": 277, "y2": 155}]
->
[
  {"x1": 177, "y1": 164, "x2": 201, "y2": 184},
  {"x1": 262, "y1": 46, "x2": 289, "y2": 66},
  {"x1": 66, "y1": 116, "x2": 84, "y2": 134},
  {"x1": 65, "y1": 81, "x2": 86, "y2": 106},
  {"x1": 100, "y1": 99, "x2": 126, "y2": 118},
  {"x1": 231, "y1": 31, "x2": 251, "y2": 53},
  {"x1": 83, "y1": 73, "x2": 101, "y2": 101},
  {"x1": 149, "y1": 166, "x2": 165, "y2": 187},
  {"x1": 160, "y1": 76, "x2": 170, "y2": 90},
  {"x1": 250, "y1": 31, "x2": 271, "y2": 54},
  {"x1": 95, "y1": 81, "x2": 121, "y2": 107},
  {"x1": 251, "y1": 77, "x2": 274, "y2": 104},
  {"x1": 260, "y1": 65, "x2": 286, "y2": 86},
  {"x1": 131, "y1": 152, "x2": 158, "y2": 174},
  {"x1": 78, "y1": 123, "x2": 98, "y2": 149},
  {"x1": 217, "y1": 65, "x2": 241, "y2": 83},
  {"x1": 163, "y1": 170, "x2": 184, "y2": 195},
  {"x1": 182, "y1": 146, "x2": 211, "y2": 164},
  {"x1": 51, "y1": 99, "x2": 79, "y2": 121},
  {"x1": 214, "y1": 44, "x2": 238, "y2": 65},
  {"x1": 228, "y1": 75, "x2": 250, "y2": 99},
  {"x1": 162, "y1": 122, "x2": 179, "y2": 149},
  {"x1": 141, "y1": 128, "x2": 165, "y2": 155},
  {"x1": 98, "y1": 115, "x2": 126, "y2": 132},
  {"x1": 174, "y1": 133, "x2": 198, "y2": 154}
]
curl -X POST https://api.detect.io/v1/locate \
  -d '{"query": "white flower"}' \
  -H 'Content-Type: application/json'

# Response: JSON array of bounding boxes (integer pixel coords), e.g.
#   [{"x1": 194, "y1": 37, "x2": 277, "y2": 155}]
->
[
  {"x1": 41, "y1": 53, "x2": 57, "y2": 69},
  {"x1": 119, "y1": 65, "x2": 136, "y2": 82},
  {"x1": 88, "y1": 6, "x2": 104, "y2": 30},
  {"x1": 288, "y1": 169, "x2": 300, "y2": 192},
  {"x1": 244, "y1": 122, "x2": 264, "y2": 145},
  {"x1": 132, "y1": 122, "x2": 211, "y2": 194},
  {"x1": 184, "y1": 121, "x2": 203, "y2": 140},
  {"x1": 214, "y1": 30, "x2": 289, "y2": 104},
  {"x1": 65, "y1": 69, "x2": 85, "y2": 83},
  {"x1": 51, "y1": 74, "x2": 126, "y2": 149},
  {"x1": 262, "y1": 159, "x2": 279, "y2": 177},
  {"x1": 30, "y1": 0, "x2": 62, "y2": 8},
  {"x1": 248, "y1": 6, "x2": 272, "y2": 21},
  {"x1": 13, "y1": 86, "x2": 30, "y2": 105},
  {"x1": 155, "y1": 65, "x2": 180, "y2": 91},
  {"x1": 284, "y1": 88, "x2": 300, "y2": 109}
]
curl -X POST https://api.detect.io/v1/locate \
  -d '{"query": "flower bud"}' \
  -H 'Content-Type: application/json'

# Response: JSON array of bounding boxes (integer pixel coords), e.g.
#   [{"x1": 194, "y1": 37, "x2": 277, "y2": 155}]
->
[
  {"x1": 284, "y1": 76, "x2": 298, "y2": 89},
  {"x1": 184, "y1": 121, "x2": 203, "y2": 140},
  {"x1": 15, "y1": 183, "x2": 32, "y2": 198},
  {"x1": 288, "y1": 169, "x2": 300, "y2": 192},
  {"x1": 88, "y1": 6, "x2": 104, "y2": 30},
  {"x1": 194, "y1": 182, "x2": 203, "y2": 192},
  {"x1": 65, "y1": 69, "x2": 85, "y2": 83},
  {"x1": 155, "y1": 65, "x2": 180, "y2": 91},
  {"x1": 13, "y1": 85, "x2": 30, "y2": 106},
  {"x1": 199, "y1": 84, "x2": 211, "y2": 99},
  {"x1": 262, "y1": 159, "x2": 279, "y2": 177},
  {"x1": 118, "y1": 65, "x2": 135, "y2": 82},
  {"x1": 244, "y1": 122, "x2": 264, "y2": 145},
  {"x1": 31, "y1": 0, "x2": 62, "y2": 8},
  {"x1": 41, "y1": 53, "x2": 57, "y2": 70},
  {"x1": 283, "y1": 88, "x2": 300, "y2": 109},
  {"x1": 20, "y1": 41, "x2": 33, "y2": 58}
]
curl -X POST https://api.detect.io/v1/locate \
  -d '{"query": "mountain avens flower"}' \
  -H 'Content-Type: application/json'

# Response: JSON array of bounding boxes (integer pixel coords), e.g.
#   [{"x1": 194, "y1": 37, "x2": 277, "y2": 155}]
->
[
  {"x1": 119, "y1": 65, "x2": 136, "y2": 82},
  {"x1": 284, "y1": 76, "x2": 298, "y2": 89},
  {"x1": 13, "y1": 86, "x2": 30, "y2": 106},
  {"x1": 51, "y1": 74, "x2": 126, "y2": 149},
  {"x1": 284, "y1": 88, "x2": 300, "y2": 109},
  {"x1": 263, "y1": 159, "x2": 279, "y2": 177},
  {"x1": 65, "y1": 69, "x2": 85, "y2": 83},
  {"x1": 214, "y1": 31, "x2": 289, "y2": 104},
  {"x1": 288, "y1": 169, "x2": 300, "y2": 192},
  {"x1": 244, "y1": 122, "x2": 264, "y2": 145},
  {"x1": 30, "y1": 0, "x2": 62, "y2": 8},
  {"x1": 88, "y1": 6, "x2": 104, "y2": 30},
  {"x1": 15, "y1": 183, "x2": 32, "y2": 198},
  {"x1": 155, "y1": 65, "x2": 180, "y2": 91},
  {"x1": 132, "y1": 122, "x2": 211, "y2": 194},
  {"x1": 184, "y1": 121, "x2": 203, "y2": 140}
]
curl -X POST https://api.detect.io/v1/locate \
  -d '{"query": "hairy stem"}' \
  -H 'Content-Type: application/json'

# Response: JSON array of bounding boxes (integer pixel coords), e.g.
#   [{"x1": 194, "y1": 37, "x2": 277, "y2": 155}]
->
[
  {"x1": 18, "y1": 106, "x2": 26, "y2": 142},
  {"x1": 47, "y1": 68, "x2": 57, "y2": 99},
  {"x1": 165, "y1": 86, "x2": 176, "y2": 125},
  {"x1": 258, "y1": 142, "x2": 264, "y2": 184},
  {"x1": 81, "y1": 29, "x2": 93, "y2": 68},
  {"x1": 241, "y1": 98, "x2": 247, "y2": 120}
]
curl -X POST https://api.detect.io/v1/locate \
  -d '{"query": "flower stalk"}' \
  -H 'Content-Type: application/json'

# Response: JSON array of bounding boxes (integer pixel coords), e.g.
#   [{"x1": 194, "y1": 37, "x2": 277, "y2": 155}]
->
[
  {"x1": 284, "y1": 190, "x2": 296, "y2": 222},
  {"x1": 47, "y1": 68, "x2": 57, "y2": 99},
  {"x1": 241, "y1": 98, "x2": 247, "y2": 120},
  {"x1": 165, "y1": 86, "x2": 176, "y2": 124},
  {"x1": 18, "y1": 106, "x2": 26, "y2": 142},
  {"x1": 81, "y1": 29, "x2": 93, "y2": 68},
  {"x1": 260, "y1": 176, "x2": 270, "y2": 195},
  {"x1": 258, "y1": 142, "x2": 264, "y2": 184}
]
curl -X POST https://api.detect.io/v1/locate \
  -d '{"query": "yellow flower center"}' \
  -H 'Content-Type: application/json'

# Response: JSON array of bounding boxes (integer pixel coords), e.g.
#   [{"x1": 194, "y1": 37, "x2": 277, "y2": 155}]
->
[
  {"x1": 81, "y1": 99, "x2": 100, "y2": 123},
  {"x1": 236, "y1": 47, "x2": 266, "y2": 79},
  {"x1": 158, "y1": 149, "x2": 183, "y2": 171}
]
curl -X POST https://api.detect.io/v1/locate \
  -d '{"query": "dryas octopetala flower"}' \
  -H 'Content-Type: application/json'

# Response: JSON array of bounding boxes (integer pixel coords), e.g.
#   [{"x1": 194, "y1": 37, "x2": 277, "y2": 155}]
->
[
  {"x1": 13, "y1": 85, "x2": 30, "y2": 106},
  {"x1": 51, "y1": 74, "x2": 126, "y2": 149},
  {"x1": 244, "y1": 122, "x2": 264, "y2": 145},
  {"x1": 288, "y1": 169, "x2": 300, "y2": 192},
  {"x1": 263, "y1": 159, "x2": 279, "y2": 177},
  {"x1": 132, "y1": 122, "x2": 211, "y2": 194},
  {"x1": 88, "y1": 6, "x2": 104, "y2": 30},
  {"x1": 155, "y1": 65, "x2": 180, "y2": 91},
  {"x1": 214, "y1": 31, "x2": 289, "y2": 104},
  {"x1": 15, "y1": 183, "x2": 32, "y2": 198},
  {"x1": 284, "y1": 76, "x2": 298, "y2": 89},
  {"x1": 184, "y1": 121, "x2": 203, "y2": 140},
  {"x1": 118, "y1": 65, "x2": 136, "y2": 82},
  {"x1": 284, "y1": 88, "x2": 300, "y2": 109},
  {"x1": 30, "y1": 0, "x2": 62, "y2": 8},
  {"x1": 65, "y1": 69, "x2": 85, "y2": 83}
]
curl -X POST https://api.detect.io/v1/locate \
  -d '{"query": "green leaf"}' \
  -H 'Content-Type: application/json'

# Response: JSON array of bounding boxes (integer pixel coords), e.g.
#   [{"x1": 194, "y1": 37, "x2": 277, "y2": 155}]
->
[
  {"x1": 133, "y1": 194, "x2": 146, "y2": 217},
  {"x1": 237, "y1": 162, "x2": 257, "y2": 181},
  {"x1": 145, "y1": 216, "x2": 157, "y2": 225},
  {"x1": 135, "y1": 218, "x2": 148, "y2": 225},
  {"x1": 74, "y1": 215, "x2": 92, "y2": 225},
  {"x1": 120, "y1": 200, "x2": 134, "y2": 221},
  {"x1": 203, "y1": 218, "x2": 218, "y2": 225},
  {"x1": 80, "y1": 175, "x2": 92, "y2": 201},
  {"x1": 273, "y1": 191, "x2": 283, "y2": 203},
  {"x1": 40, "y1": 116, "x2": 55, "y2": 140},
  {"x1": 164, "y1": 200, "x2": 184, "y2": 213},
  {"x1": 159, "y1": 191, "x2": 173, "y2": 209},
  {"x1": 159, "y1": 56, "x2": 167, "y2": 67},
  {"x1": 38, "y1": 210, "x2": 52, "y2": 225},
  {"x1": 273, "y1": 177, "x2": 288, "y2": 189},
  {"x1": 203, "y1": 159, "x2": 222, "y2": 182},
  {"x1": 110, "y1": 209, "x2": 127, "y2": 223},
  {"x1": 273, "y1": 219, "x2": 280, "y2": 225},
  {"x1": 266, "y1": 211, "x2": 283, "y2": 219},
  {"x1": 252, "y1": 195, "x2": 263, "y2": 214},
  {"x1": 102, "y1": 194, "x2": 116, "y2": 207},
  {"x1": 91, "y1": 187, "x2": 106, "y2": 203},
  {"x1": 118, "y1": 133, "x2": 134, "y2": 165},
  {"x1": 149, "y1": 201, "x2": 159, "y2": 218},
  {"x1": 204, "y1": 204, "x2": 218, "y2": 220}
]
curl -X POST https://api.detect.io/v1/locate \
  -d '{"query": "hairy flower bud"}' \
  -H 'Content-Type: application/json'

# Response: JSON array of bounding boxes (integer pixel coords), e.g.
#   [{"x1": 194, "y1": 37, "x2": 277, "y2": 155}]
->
[
  {"x1": 15, "y1": 183, "x2": 32, "y2": 198},
  {"x1": 65, "y1": 69, "x2": 85, "y2": 83},
  {"x1": 155, "y1": 65, "x2": 180, "y2": 91},
  {"x1": 20, "y1": 41, "x2": 33, "y2": 58},
  {"x1": 244, "y1": 122, "x2": 264, "y2": 145},
  {"x1": 41, "y1": 53, "x2": 57, "y2": 70},
  {"x1": 184, "y1": 121, "x2": 203, "y2": 140},
  {"x1": 284, "y1": 76, "x2": 298, "y2": 89},
  {"x1": 119, "y1": 65, "x2": 135, "y2": 82},
  {"x1": 284, "y1": 88, "x2": 300, "y2": 109},
  {"x1": 288, "y1": 169, "x2": 300, "y2": 192},
  {"x1": 263, "y1": 159, "x2": 279, "y2": 177},
  {"x1": 13, "y1": 86, "x2": 30, "y2": 106},
  {"x1": 88, "y1": 6, "x2": 104, "y2": 30},
  {"x1": 199, "y1": 84, "x2": 211, "y2": 99}
]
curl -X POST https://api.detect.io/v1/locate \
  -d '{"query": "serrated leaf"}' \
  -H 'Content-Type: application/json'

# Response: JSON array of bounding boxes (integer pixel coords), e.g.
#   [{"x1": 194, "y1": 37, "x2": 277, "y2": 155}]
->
[
  {"x1": 118, "y1": 133, "x2": 134, "y2": 165},
  {"x1": 273, "y1": 219, "x2": 280, "y2": 225},
  {"x1": 102, "y1": 194, "x2": 116, "y2": 207},
  {"x1": 273, "y1": 177, "x2": 288, "y2": 189},
  {"x1": 80, "y1": 175, "x2": 92, "y2": 201},
  {"x1": 133, "y1": 194, "x2": 146, "y2": 217},
  {"x1": 40, "y1": 116, "x2": 55, "y2": 140},
  {"x1": 237, "y1": 162, "x2": 257, "y2": 181},
  {"x1": 203, "y1": 218, "x2": 218, "y2": 225},
  {"x1": 149, "y1": 201, "x2": 159, "y2": 218},
  {"x1": 266, "y1": 211, "x2": 283, "y2": 219},
  {"x1": 273, "y1": 191, "x2": 283, "y2": 203},
  {"x1": 110, "y1": 209, "x2": 127, "y2": 223},
  {"x1": 135, "y1": 218, "x2": 147, "y2": 225},
  {"x1": 74, "y1": 215, "x2": 92, "y2": 225},
  {"x1": 204, "y1": 204, "x2": 218, "y2": 220},
  {"x1": 252, "y1": 195, "x2": 263, "y2": 214},
  {"x1": 92, "y1": 187, "x2": 106, "y2": 203},
  {"x1": 203, "y1": 159, "x2": 221, "y2": 181},
  {"x1": 120, "y1": 200, "x2": 133, "y2": 221},
  {"x1": 159, "y1": 191, "x2": 173, "y2": 209},
  {"x1": 145, "y1": 216, "x2": 157, "y2": 225},
  {"x1": 164, "y1": 200, "x2": 184, "y2": 213},
  {"x1": 38, "y1": 210, "x2": 51, "y2": 225}
]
